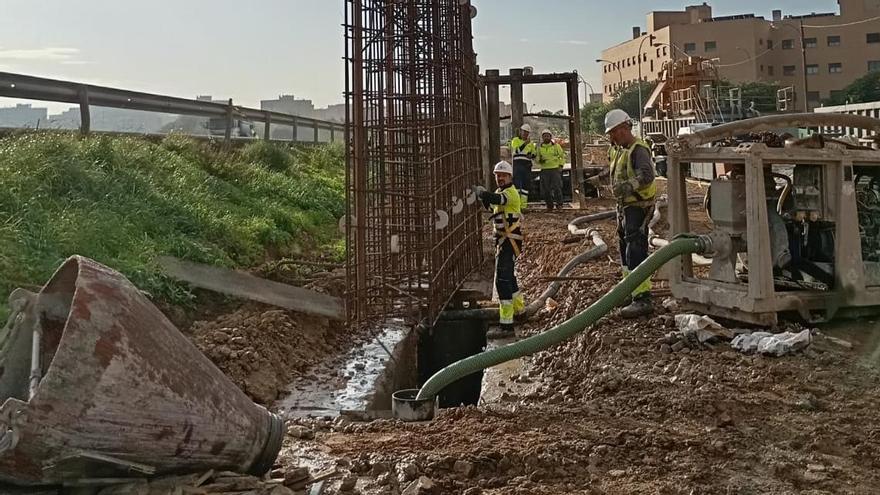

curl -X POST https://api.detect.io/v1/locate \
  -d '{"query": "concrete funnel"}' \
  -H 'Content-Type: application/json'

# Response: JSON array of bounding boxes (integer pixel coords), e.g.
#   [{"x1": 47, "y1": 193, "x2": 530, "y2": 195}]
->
[{"x1": 0, "y1": 256, "x2": 283, "y2": 485}]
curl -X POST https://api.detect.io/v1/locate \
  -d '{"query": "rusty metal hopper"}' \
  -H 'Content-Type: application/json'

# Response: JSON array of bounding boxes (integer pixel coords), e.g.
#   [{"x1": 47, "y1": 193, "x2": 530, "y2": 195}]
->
[{"x1": 0, "y1": 256, "x2": 283, "y2": 486}]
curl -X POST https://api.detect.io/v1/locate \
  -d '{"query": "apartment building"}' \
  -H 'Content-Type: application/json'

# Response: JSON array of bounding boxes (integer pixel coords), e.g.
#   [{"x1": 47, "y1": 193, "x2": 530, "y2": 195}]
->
[{"x1": 599, "y1": 1, "x2": 880, "y2": 109}]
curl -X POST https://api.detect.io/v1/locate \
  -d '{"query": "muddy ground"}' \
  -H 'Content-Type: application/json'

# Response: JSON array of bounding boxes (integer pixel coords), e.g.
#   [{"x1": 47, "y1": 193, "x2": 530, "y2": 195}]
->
[{"x1": 185, "y1": 180, "x2": 880, "y2": 494}]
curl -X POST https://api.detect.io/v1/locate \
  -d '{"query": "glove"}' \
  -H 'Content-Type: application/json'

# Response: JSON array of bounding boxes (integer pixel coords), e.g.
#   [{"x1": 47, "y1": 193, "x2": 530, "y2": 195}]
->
[
  {"x1": 612, "y1": 179, "x2": 639, "y2": 200},
  {"x1": 472, "y1": 185, "x2": 487, "y2": 197}
]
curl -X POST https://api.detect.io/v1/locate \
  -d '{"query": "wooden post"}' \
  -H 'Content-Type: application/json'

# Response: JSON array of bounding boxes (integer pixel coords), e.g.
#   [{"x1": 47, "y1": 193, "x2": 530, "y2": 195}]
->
[
  {"x1": 509, "y1": 68, "x2": 524, "y2": 133},
  {"x1": 264, "y1": 112, "x2": 272, "y2": 141},
  {"x1": 479, "y1": 80, "x2": 492, "y2": 189},
  {"x1": 567, "y1": 77, "x2": 586, "y2": 208},
  {"x1": 224, "y1": 99, "x2": 234, "y2": 148},
  {"x1": 486, "y1": 71, "x2": 501, "y2": 188},
  {"x1": 744, "y1": 151, "x2": 774, "y2": 301},
  {"x1": 78, "y1": 86, "x2": 91, "y2": 136}
]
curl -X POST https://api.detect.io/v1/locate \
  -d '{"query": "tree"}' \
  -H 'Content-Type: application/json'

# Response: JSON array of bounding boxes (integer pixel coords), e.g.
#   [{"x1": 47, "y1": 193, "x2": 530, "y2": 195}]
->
[
  {"x1": 825, "y1": 71, "x2": 880, "y2": 106},
  {"x1": 580, "y1": 81, "x2": 657, "y2": 135}
]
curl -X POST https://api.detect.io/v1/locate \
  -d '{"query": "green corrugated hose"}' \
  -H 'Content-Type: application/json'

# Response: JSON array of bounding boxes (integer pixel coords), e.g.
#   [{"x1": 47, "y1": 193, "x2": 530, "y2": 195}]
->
[{"x1": 416, "y1": 235, "x2": 713, "y2": 401}]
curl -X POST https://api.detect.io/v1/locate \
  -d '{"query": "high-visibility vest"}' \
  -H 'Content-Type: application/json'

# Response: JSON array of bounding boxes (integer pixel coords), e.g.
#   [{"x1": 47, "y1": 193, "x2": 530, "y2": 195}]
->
[
  {"x1": 491, "y1": 184, "x2": 523, "y2": 255},
  {"x1": 509, "y1": 137, "x2": 536, "y2": 167},
  {"x1": 536, "y1": 142, "x2": 565, "y2": 170},
  {"x1": 609, "y1": 138, "x2": 657, "y2": 204}
]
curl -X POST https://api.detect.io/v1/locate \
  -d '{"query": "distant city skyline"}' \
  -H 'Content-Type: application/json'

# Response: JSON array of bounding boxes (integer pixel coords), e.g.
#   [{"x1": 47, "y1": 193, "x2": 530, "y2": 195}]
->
[{"x1": 1, "y1": 1, "x2": 838, "y2": 113}]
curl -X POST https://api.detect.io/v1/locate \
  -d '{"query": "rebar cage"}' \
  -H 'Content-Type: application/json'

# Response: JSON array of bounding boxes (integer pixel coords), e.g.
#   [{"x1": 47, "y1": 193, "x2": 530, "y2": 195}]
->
[{"x1": 344, "y1": 0, "x2": 484, "y2": 328}]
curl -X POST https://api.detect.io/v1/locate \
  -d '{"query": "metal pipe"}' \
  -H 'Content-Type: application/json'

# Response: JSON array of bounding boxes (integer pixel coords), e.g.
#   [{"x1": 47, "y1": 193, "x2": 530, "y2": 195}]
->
[{"x1": 672, "y1": 113, "x2": 880, "y2": 150}]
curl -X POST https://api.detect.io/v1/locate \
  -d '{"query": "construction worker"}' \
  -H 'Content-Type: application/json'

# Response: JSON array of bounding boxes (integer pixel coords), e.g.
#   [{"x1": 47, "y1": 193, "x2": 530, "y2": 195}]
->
[
  {"x1": 604, "y1": 109, "x2": 657, "y2": 318},
  {"x1": 509, "y1": 124, "x2": 536, "y2": 206},
  {"x1": 536, "y1": 129, "x2": 566, "y2": 210},
  {"x1": 476, "y1": 161, "x2": 525, "y2": 334}
]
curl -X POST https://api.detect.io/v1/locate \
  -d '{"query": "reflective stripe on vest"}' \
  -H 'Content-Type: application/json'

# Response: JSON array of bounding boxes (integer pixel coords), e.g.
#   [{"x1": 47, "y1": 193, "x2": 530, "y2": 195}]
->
[
  {"x1": 510, "y1": 137, "x2": 534, "y2": 165},
  {"x1": 609, "y1": 138, "x2": 657, "y2": 204},
  {"x1": 492, "y1": 185, "x2": 523, "y2": 255}
]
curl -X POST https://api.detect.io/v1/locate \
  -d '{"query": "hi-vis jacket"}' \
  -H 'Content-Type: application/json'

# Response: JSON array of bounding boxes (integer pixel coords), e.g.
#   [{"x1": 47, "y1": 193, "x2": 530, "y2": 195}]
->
[{"x1": 608, "y1": 138, "x2": 657, "y2": 204}]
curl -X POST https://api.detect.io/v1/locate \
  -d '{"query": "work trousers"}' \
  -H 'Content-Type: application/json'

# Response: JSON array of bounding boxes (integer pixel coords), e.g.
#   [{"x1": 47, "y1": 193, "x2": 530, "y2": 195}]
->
[
  {"x1": 512, "y1": 161, "x2": 532, "y2": 201},
  {"x1": 540, "y1": 168, "x2": 563, "y2": 207},
  {"x1": 617, "y1": 204, "x2": 653, "y2": 297},
  {"x1": 495, "y1": 241, "x2": 519, "y2": 301}
]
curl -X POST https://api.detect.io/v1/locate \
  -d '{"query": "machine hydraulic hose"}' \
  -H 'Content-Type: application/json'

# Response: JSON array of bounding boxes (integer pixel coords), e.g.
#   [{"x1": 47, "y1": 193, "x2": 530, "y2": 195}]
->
[{"x1": 416, "y1": 234, "x2": 713, "y2": 401}]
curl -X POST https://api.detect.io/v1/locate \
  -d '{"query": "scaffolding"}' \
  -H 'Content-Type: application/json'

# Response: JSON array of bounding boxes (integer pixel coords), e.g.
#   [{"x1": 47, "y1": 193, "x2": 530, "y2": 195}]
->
[{"x1": 344, "y1": 0, "x2": 484, "y2": 328}]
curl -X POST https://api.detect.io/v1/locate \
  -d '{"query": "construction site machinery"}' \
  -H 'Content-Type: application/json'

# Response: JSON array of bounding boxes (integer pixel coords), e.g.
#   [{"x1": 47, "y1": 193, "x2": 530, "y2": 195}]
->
[{"x1": 665, "y1": 113, "x2": 880, "y2": 327}]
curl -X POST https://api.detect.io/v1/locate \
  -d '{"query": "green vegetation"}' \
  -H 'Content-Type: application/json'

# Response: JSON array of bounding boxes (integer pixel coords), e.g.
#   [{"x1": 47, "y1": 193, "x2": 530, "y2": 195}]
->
[
  {"x1": 0, "y1": 133, "x2": 345, "y2": 321},
  {"x1": 825, "y1": 71, "x2": 880, "y2": 106},
  {"x1": 581, "y1": 81, "x2": 658, "y2": 135}
]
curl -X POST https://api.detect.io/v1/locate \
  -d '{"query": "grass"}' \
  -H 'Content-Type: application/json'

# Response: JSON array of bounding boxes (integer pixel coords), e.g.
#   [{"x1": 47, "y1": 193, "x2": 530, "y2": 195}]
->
[{"x1": 0, "y1": 133, "x2": 346, "y2": 322}]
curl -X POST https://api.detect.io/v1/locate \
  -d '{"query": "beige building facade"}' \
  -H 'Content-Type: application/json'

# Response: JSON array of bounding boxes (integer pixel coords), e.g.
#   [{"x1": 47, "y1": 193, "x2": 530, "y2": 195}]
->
[{"x1": 599, "y1": 1, "x2": 880, "y2": 109}]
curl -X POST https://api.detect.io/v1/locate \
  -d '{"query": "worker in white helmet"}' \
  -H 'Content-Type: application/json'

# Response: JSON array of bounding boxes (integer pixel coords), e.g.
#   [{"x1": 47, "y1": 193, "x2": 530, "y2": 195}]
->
[
  {"x1": 604, "y1": 109, "x2": 657, "y2": 318},
  {"x1": 475, "y1": 161, "x2": 526, "y2": 335},
  {"x1": 536, "y1": 129, "x2": 566, "y2": 210},
  {"x1": 509, "y1": 123, "x2": 536, "y2": 206}
]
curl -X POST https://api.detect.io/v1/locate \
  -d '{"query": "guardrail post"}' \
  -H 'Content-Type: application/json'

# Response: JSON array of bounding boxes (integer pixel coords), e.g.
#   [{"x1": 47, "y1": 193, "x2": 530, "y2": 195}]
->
[
  {"x1": 224, "y1": 98, "x2": 234, "y2": 148},
  {"x1": 313, "y1": 121, "x2": 319, "y2": 143},
  {"x1": 78, "y1": 86, "x2": 91, "y2": 136},
  {"x1": 291, "y1": 116, "x2": 298, "y2": 143},
  {"x1": 264, "y1": 111, "x2": 272, "y2": 141}
]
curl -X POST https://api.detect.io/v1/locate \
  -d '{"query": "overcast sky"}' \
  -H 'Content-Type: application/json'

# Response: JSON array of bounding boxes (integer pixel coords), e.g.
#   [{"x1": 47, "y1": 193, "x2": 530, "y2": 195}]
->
[{"x1": 0, "y1": 0, "x2": 836, "y2": 114}]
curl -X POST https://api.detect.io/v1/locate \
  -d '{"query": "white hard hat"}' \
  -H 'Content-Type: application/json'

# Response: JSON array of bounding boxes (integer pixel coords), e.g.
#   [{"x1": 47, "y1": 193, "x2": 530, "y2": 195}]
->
[
  {"x1": 493, "y1": 161, "x2": 513, "y2": 175},
  {"x1": 541, "y1": 129, "x2": 552, "y2": 136},
  {"x1": 604, "y1": 109, "x2": 631, "y2": 133},
  {"x1": 520, "y1": 124, "x2": 532, "y2": 133}
]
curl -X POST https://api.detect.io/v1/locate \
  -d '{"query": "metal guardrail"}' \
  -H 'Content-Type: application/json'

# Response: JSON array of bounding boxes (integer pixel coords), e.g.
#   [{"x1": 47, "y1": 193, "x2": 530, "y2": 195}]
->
[{"x1": 0, "y1": 72, "x2": 346, "y2": 145}]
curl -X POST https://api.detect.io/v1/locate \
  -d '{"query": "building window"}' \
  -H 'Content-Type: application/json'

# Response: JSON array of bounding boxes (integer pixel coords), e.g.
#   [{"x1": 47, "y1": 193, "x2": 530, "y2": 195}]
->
[
  {"x1": 807, "y1": 91, "x2": 821, "y2": 102},
  {"x1": 760, "y1": 64, "x2": 764, "y2": 72},
  {"x1": 663, "y1": 46, "x2": 668, "y2": 56},
  {"x1": 806, "y1": 64, "x2": 819, "y2": 75},
  {"x1": 829, "y1": 63, "x2": 843, "y2": 74},
  {"x1": 684, "y1": 42, "x2": 696, "y2": 54},
  {"x1": 869, "y1": 60, "x2": 880, "y2": 72},
  {"x1": 804, "y1": 37, "x2": 817, "y2": 48},
  {"x1": 759, "y1": 38, "x2": 764, "y2": 46},
  {"x1": 827, "y1": 35, "x2": 841, "y2": 47},
  {"x1": 768, "y1": 65, "x2": 775, "y2": 76},
  {"x1": 782, "y1": 39, "x2": 794, "y2": 50},
  {"x1": 783, "y1": 65, "x2": 796, "y2": 76},
  {"x1": 704, "y1": 41, "x2": 717, "y2": 52},
  {"x1": 650, "y1": 60, "x2": 654, "y2": 72},
  {"x1": 767, "y1": 39, "x2": 774, "y2": 50},
  {"x1": 868, "y1": 33, "x2": 880, "y2": 43}
]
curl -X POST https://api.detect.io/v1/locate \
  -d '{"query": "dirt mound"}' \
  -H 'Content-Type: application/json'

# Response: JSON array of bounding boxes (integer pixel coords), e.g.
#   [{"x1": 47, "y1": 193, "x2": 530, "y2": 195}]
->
[{"x1": 191, "y1": 305, "x2": 346, "y2": 404}]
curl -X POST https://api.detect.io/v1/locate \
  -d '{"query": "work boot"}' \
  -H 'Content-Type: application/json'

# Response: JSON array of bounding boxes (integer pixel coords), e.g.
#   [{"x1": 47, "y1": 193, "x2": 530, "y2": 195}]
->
[{"x1": 620, "y1": 296, "x2": 653, "y2": 319}]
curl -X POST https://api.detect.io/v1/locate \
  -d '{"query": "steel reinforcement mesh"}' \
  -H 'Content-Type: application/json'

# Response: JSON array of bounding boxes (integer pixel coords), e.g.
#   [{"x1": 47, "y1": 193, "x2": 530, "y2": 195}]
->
[{"x1": 344, "y1": 0, "x2": 483, "y2": 328}]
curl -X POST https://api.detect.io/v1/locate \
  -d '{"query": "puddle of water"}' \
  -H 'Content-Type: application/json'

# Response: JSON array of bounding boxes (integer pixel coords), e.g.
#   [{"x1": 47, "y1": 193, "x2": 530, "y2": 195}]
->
[{"x1": 277, "y1": 321, "x2": 409, "y2": 418}]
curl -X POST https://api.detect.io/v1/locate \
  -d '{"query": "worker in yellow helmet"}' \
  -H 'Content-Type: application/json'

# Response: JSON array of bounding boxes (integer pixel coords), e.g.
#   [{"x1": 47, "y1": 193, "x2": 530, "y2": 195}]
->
[
  {"x1": 536, "y1": 129, "x2": 566, "y2": 210},
  {"x1": 476, "y1": 161, "x2": 525, "y2": 335},
  {"x1": 509, "y1": 124, "x2": 536, "y2": 206},
  {"x1": 604, "y1": 109, "x2": 657, "y2": 318}
]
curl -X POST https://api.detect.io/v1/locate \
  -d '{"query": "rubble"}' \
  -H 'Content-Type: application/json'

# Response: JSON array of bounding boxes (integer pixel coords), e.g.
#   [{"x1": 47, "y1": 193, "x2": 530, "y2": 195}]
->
[{"x1": 731, "y1": 329, "x2": 813, "y2": 356}]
